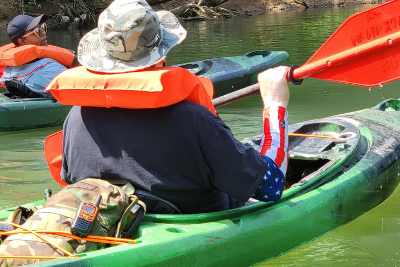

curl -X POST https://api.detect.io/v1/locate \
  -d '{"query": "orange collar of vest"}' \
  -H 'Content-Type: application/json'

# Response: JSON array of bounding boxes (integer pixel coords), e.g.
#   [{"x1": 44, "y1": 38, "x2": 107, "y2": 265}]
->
[
  {"x1": 0, "y1": 43, "x2": 75, "y2": 68},
  {"x1": 47, "y1": 66, "x2": 216, "y2": 115}
]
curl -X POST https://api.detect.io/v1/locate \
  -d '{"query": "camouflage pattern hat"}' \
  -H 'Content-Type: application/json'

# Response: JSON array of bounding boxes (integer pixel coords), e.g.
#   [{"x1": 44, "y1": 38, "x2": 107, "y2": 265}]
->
[{"x1": 78, "y1": 0, "x2": 187, "y2": 73}]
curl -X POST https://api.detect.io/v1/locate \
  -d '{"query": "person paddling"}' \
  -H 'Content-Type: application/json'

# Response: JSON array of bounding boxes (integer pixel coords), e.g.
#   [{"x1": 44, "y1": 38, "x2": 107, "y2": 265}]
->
[
  {"x1": 48, "y1": 0, "x2": 290, "y2": 214},
  {"x1": 0, "y1": 14, "x2": 78, "y2": 98}
]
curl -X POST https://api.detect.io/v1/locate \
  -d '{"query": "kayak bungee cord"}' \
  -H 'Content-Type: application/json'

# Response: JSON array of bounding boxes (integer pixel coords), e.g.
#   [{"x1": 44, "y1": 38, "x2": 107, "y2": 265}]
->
[
  {"x1": 1, "y1": 229, "x2": 136, "y2": 244},
  {"x1": 289, "y1": 132, "x2": 357, "y2": 141},
  {"x1": 0, "y1": 221, "x2": 137, "y2": 260},
  {"x1": 0, "y1": 256, "x2": 73, "y2": 260},
  {"x1": 289, "y1": 133, "x2": 336, "y2": 139},
  {"x1": 2, "y1": 222, "x2": 74, "y2": 257}
]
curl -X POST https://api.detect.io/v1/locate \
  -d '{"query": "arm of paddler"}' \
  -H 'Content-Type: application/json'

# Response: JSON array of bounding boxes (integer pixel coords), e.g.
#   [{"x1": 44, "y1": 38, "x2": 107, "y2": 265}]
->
[
  {"x1": 65, "y1": 48, "x2": 80, "y2": 68},
  {"x1": 70, "y1": 54, "x2": 80, "y2": 68},
  {"x1": 252, "y1": 66, "x2": 290, "y2": 202}
]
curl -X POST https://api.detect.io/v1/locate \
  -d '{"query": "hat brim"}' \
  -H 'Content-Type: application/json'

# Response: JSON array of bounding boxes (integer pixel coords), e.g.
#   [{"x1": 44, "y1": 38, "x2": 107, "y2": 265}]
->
[
  {"x1": 78, "y1": 11, "x2": 187, "y2": 73},
  {"x1": 26, "y1": 14, "x2": 48, "y2": 32}
]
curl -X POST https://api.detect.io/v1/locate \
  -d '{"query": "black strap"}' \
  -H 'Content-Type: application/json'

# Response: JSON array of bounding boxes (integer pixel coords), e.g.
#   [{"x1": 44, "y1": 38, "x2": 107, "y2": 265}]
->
[
  {"x1": 104, "y1": 179, "x2": 181, "y2": 214},
  {"x1": 288, "y1": 65, "x2": 303, "y2": 85},
  {"x1": 121, "y1": 205, "x2": 145, "y2": 238},
  {"x1": 4, "y1": 79, "x2": 44, "y2": 98},
  {"x1": 135, "y1": 189, "x2": 182, "y2": 214}
]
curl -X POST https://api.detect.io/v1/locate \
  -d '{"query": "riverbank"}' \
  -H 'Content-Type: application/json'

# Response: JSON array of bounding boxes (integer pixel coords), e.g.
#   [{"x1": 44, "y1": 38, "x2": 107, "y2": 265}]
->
[
  {"x1": 0, "y1": 0, "x2": 388, "y2": 32},
  {"x1": 152, "y1": 0, "x2": 386, "y2": 15}
]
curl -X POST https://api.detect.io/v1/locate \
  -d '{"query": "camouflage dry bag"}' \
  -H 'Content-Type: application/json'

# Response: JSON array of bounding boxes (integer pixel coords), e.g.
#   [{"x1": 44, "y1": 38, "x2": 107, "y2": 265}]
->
[{"x1": 0, "y1": 178, "x2": 146, "y2": 266}]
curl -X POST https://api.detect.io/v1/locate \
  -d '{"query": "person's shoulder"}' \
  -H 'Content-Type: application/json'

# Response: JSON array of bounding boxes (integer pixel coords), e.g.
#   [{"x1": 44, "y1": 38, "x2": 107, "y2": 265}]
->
[
  {"x1": 179, "y1": 101, "x2": 220, "y2": 119},
  {"x1": 176, "y1": 101, "x2": 228, "y2": 131},
  {"x1": 35, "y1": 58, "x2": 66, "y2": 66},
  {"x1": 31, "y1": 58, "x2": 68, "y2": 72}
]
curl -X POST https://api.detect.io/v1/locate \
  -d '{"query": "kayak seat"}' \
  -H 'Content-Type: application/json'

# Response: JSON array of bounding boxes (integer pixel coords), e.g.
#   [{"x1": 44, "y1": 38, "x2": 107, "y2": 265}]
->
[
  {"x1": 244, "y1": 51, "x2": 272, "y2": 58},
  {"x1": 176, "y1": 60, "x2": 212, "y2": 76},
  {"x1": 3, "y1": 79, "x2": 44, "y2": 99},
  {"x1": 177, "y1": 62, "x2": 205, "y2": 75}
]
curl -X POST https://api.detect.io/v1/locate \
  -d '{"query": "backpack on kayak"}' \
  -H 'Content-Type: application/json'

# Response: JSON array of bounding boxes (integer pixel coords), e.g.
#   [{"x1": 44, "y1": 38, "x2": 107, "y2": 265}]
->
[{"x1": 0, "y1": 178, "x2": 146, "y2": 266}]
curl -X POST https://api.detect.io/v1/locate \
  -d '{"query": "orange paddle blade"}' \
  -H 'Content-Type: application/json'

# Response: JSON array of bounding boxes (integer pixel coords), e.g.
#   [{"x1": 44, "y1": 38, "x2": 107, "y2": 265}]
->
[
  {"x1": 44, "y1": 130, "x2": 68, "y2": 187},
  {"x1": 290, "y1": 0, "x2": 400, "y2": 87}
]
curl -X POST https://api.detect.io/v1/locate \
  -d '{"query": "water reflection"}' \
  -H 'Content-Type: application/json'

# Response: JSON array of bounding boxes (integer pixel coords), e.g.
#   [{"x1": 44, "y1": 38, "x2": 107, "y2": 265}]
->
[{"x1": 0, "y1": 127, "x2": 61, "y2": 209}]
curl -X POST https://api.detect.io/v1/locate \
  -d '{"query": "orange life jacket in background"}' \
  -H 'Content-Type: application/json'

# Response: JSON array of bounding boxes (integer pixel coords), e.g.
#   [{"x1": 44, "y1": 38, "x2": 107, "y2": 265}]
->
[
  {"x1": 0, "y1": 43, "x2": 76, "y2": 68},
  {"x1": 0, "y1": 65, "x2": 5, "y2": 87},
  {"x1": 46, "y1": 66, "x2": 216, "y2": 115}
]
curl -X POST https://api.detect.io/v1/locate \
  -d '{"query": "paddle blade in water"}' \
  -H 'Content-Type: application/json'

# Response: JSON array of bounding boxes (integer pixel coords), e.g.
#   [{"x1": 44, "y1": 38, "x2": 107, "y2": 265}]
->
[{"x1": 291, "y1": 0, "x2": 400, "y2": 87}]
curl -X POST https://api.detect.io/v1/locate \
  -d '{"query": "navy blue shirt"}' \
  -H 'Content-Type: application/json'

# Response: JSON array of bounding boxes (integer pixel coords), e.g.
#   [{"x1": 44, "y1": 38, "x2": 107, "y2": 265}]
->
[{"x1": 61, "y1": 102, "x2": 267, "y2": 214}]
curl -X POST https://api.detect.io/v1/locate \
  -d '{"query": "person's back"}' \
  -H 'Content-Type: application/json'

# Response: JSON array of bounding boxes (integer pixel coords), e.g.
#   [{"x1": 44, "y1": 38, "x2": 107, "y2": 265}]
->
[
  {"x1": 0, "y1": 14, "x2": 77, "y2": 98},
  {"x1": 62, "y1": 102, "x2": 267, "y2": 214}
]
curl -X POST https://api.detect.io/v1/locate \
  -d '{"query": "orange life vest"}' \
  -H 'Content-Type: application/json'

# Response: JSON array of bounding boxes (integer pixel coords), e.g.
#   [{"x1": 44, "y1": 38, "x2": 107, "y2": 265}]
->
[
  {"x1": 0, "y1": 43, "x2": 76, "y2": 68},
  {"x1": 45, "y1": 66, "x2": 216, "y2": 187},
  {"x1": 46, "y1": 66, "x2": 216, "y2": 114},
  {"x1": 0, "y1": 65, "x2": 5, "y2": 88}
]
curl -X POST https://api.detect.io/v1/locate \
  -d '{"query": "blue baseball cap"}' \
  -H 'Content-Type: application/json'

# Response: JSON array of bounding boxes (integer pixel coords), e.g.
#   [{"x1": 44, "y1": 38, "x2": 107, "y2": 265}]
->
[{"x1": 7, "y1": 14, "x2": 48, "y2": 45}]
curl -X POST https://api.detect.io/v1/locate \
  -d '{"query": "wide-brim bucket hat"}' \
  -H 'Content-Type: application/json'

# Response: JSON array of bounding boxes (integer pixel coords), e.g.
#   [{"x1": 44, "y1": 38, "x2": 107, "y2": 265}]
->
[{"x1": 78, "y1": 0, "x2": 187, "y2": 73}]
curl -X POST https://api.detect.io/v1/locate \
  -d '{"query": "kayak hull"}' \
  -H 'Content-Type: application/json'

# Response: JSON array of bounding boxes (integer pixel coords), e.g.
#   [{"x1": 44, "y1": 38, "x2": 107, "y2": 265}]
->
[
  {"x1": 0, "y1": 97, "x2": 71, "y2": 132},
  {"x1": 1, "y1": 99, "x2": 399, "y2": 266},
  {"x1": 0, "y1": 51, "x2": 289, "y2": 132}
]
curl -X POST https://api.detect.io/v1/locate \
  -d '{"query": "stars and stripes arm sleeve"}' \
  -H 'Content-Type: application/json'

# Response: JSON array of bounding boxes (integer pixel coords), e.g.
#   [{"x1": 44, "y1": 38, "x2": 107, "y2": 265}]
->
[
  {"x1": 253, "y1": 105, "x2": 288, "y2": 202},
  {"x1": 253, "y1": 156, "x2": 285, "y2": 202}
]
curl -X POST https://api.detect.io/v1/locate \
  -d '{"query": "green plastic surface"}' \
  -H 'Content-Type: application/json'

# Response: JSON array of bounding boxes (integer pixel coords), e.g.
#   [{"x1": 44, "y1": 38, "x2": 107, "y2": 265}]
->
[{"x1": 1, "y1": 99, "x2": 399, "y2": 266}]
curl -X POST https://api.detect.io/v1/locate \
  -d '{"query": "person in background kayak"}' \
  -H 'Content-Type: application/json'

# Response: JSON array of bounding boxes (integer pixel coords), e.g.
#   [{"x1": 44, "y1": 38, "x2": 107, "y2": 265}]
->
[
  {"x1": 58, "y1": 0, "x2": 290, "y2": 214},
  {"x1": 0, "y1": 14, "x2": 78, "y2": 98}
]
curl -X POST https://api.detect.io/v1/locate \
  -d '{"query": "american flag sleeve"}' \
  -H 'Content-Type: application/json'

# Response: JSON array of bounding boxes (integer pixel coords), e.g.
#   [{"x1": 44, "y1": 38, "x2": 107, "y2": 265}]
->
[{"x1": 253, "y1": 106, "x2": 288, "y2": 202}]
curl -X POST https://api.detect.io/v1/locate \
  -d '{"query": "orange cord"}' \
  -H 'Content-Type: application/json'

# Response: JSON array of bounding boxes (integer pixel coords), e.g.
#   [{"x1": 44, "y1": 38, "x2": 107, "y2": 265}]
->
[
  {"x1": 0, "y1": 221, "x2": 136, "y2": 261},
  {"x1": 6, "y1": 222, "x2": 74, "y2": 256},
  {"x1": 289, "y1": 133, "x2": 336, "y2": 139},
  {"x1": 0, "y1": 255, "x2": 75, "y2": 260},
  {"x1": 1, "y1": 229, "x2": 135, "y2": 245}
]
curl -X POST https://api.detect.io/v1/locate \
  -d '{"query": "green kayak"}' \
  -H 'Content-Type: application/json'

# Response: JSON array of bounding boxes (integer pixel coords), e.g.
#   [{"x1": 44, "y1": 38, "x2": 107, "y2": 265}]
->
[
  {"x1": 0, "y1": 97, "x2": 70, "y2": 132},
  {"x1": 0, "y1": 50, "x2": 288, "y2": 132},
  {"x1": 1, "y1": 98, "x2": 399, "y2": 266}
]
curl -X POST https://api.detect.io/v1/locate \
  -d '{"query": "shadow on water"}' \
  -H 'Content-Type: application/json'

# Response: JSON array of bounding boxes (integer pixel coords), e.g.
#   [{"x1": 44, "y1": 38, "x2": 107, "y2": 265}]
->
[{"x1": 0, "y1": 4, "x2": 400, "y2": 265}]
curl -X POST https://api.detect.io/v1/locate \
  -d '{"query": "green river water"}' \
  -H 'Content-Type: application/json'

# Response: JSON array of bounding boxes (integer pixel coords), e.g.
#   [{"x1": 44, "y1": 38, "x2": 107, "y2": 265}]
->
[{"x1": 1, "y1": 3, "x2": 400, "y2": 266}]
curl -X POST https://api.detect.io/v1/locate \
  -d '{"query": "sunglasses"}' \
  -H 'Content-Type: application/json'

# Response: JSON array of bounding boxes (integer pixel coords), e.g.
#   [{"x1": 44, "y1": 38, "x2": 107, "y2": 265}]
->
[{"x1": 22, "y1": 23, "x2": 47, "y2": 38}]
